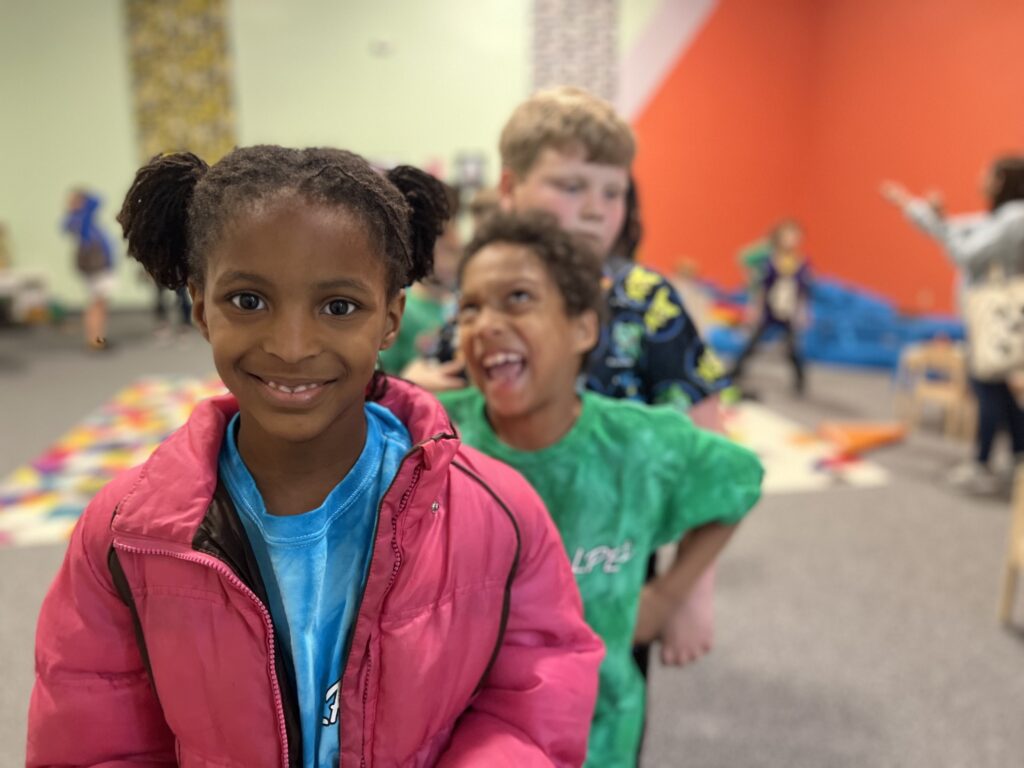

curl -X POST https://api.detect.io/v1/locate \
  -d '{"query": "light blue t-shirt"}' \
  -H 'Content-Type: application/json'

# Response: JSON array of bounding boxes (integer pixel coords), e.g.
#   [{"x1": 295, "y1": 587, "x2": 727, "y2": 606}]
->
[{"x1": 219, "y1": 403, "x2": 411, "y2": 768}]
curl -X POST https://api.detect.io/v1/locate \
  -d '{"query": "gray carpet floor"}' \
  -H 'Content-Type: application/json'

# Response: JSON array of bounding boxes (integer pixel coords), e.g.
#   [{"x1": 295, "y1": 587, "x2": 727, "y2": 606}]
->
[{"x1": 1, "y1": 315, "x2": 1022, "y2": 767}]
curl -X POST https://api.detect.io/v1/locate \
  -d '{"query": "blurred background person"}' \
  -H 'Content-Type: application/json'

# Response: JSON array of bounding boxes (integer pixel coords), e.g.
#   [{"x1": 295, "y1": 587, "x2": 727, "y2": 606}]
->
[
  {"x1": 467, "y1": 186, "x2": 501, "y2": 231},
  {"x1": 152, "y1": 282, "x2": 192, "y2": 341},
  {"x1": 728, "y1": 219, "x2": 812, "y2": 396},
  {"x1": 378, "y1": 182, "x2": 461, "y2": 376},
  {"x1": 61, "y1": 189, "x2": 115, "y2": 351},
  {"x1": 882, "y1": 156, "x2": 1024, "y2": 494}
]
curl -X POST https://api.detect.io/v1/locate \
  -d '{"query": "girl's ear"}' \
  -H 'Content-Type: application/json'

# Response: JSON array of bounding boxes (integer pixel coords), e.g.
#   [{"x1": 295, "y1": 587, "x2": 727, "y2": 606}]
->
[
  {"x1": 570, "y1": 308, "x2": 600, "y2": 356},
  {"x1": 379, "y1": 290, "x2": 406, "y2": 351},
  {"x1": 188, "y1": 281, "x2": 210, "y2": 342}
]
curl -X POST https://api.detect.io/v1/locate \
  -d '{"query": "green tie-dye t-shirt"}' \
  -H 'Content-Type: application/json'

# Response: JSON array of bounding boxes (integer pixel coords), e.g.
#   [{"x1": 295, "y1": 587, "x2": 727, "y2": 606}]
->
[{"x1": 438, "y1": 388, "x2": 763, "y2": 768}]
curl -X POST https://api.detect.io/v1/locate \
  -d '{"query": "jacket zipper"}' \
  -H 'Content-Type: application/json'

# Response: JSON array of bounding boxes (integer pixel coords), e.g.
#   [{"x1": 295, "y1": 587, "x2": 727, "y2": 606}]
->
[
  {"x1": 352, "y1": 455, "x2": 426, "y2": 768},
  {"x1": 358, "y1": 637, "x2": 373, "y2": 768},
  {"x1": 113, "y1": 542, "x2": 290, "y2": 768}
]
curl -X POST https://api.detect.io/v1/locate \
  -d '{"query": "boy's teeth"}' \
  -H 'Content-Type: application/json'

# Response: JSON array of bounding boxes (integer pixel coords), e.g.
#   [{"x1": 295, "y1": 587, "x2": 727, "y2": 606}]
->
[{"x1": 483, "y1": 352, "x2": 523, "y2": 368}]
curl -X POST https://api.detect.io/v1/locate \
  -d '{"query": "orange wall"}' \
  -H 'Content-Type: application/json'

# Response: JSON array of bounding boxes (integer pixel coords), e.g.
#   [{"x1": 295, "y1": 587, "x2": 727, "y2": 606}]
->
[
  {"x1": 632, "y1": 0, "x2": 815, "y2": 290},
  {"x1": 633, "y1": 0, "x2": 1024, "y2": 313}
]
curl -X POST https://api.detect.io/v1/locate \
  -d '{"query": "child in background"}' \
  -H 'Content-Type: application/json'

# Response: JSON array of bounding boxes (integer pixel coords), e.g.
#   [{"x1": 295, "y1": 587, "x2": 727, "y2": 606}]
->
[
  {"x1": 378, "y1": 181, "x2": 461, "y2": 374},
  {"x1": 497, "y1": 87, "x2": 728, "y2": 419},
  {"x1": 729, "y1": 219, "x2": 812, "y2": 395},
  {"x1": 28, "y1": 147, "x2": 602, "y2": 768},
  {"x1": 468, "y1": 186, "x2": 501, "y2": 230},
  {"x1": 496, "y1": 87, "x2": 729, "y2": 674},
  {"x1": 882, "y1": 158, "x2": 1024, "y2": 493},
  {"x1": 62, "y1": 189, "x2": 116, "y2": 350},
  {"x1": 737, "y1": 236, "x2": 773, "y2": 292},
  {"x1": 439, "y1": 212, "x2": 763, "y2": 767}
]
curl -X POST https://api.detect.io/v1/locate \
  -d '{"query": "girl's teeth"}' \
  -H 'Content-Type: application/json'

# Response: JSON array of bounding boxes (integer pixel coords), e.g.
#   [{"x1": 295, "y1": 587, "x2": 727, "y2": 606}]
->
[{"x1": 268, "y1": 381, "x2": 320, "y2": 393}]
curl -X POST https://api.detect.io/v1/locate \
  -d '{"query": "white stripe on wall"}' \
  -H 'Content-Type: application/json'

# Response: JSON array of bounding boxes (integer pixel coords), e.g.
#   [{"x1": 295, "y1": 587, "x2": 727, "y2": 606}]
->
[{"x1": 618, "y1": 0, "x2": 719, "y2": 120}]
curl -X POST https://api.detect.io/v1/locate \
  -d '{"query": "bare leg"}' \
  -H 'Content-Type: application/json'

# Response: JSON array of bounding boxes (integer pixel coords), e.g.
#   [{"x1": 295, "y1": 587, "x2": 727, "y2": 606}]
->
[{"x1": 84, "y1": 297, "x2": 108, "y2": 348}]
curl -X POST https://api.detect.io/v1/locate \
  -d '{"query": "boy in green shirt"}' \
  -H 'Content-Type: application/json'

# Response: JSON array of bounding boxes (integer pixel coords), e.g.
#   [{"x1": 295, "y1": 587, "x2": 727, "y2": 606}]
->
[{"x1": 439, "y1": 212, "x2": 763, "y2": 767}]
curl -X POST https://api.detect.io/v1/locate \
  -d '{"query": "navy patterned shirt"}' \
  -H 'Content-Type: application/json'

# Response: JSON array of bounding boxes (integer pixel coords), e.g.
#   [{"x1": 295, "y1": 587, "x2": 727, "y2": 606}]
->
[{"x1": 585, "y1": 263, "x2": 728, "y2": 410}]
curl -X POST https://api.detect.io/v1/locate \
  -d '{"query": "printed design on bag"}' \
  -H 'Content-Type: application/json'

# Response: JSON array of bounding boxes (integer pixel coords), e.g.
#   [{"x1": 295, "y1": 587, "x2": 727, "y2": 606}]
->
[{"x1": 966, "y1": 281, "x2": 1024, "y2": 379}]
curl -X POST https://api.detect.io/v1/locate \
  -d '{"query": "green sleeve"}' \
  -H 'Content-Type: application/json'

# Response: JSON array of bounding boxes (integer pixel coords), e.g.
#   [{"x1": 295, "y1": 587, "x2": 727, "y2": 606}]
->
[
  {"x1": 379, "y1": 293, "x2": 447, "y2": 374},
  {"x1": 435, "y1": 387, "x2": 479, "y2": 425},
  {"x1": 378, "y1": 335, "x2": 415, "y2": 375},
  {"x1": 652, "y1": 412, "x2": 764, "y2": 548},
  {"x1": 435, "y1": 389, "x2": 460, "y2": 412}
]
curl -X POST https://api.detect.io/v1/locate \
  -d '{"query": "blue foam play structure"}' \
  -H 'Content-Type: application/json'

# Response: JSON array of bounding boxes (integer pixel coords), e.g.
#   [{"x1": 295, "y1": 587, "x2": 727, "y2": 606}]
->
[{"x1": 708, "y1": 278, "x2": 965, "y2": 370}]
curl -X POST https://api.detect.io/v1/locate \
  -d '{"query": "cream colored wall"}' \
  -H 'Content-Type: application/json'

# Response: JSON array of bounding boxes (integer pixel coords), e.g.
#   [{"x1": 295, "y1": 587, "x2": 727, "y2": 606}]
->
[
  {"x1": 231, "y1": 0, "x2": 529, "y2": 177},
  {"x1": 0, "y1": 0, "x2": 143, "y2": 307},
  {"x1": 619, "y1": 0, "x2": 665, "y2": 52},
  {"x1": 1, "y1": 0, "x2": 660, "y2": 309}
]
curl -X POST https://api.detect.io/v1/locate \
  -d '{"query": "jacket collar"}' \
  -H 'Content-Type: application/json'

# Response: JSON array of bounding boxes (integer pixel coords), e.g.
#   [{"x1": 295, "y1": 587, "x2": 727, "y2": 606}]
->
[{"x1": 111, "y1": 377, "x2": 460, "y2": 544}]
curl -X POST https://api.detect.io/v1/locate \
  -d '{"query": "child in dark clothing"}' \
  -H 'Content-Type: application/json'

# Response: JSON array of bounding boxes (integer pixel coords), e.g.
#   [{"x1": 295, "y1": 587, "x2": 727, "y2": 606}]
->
[{"x1": 730, "y1": 219, "x2": 812, "y2": 394}]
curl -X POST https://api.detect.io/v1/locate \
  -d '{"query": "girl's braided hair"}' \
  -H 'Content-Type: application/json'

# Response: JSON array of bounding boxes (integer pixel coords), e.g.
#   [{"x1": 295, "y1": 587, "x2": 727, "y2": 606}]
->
[{"x1": 117, "y1": 145, "x2": 450, "y2": 298}]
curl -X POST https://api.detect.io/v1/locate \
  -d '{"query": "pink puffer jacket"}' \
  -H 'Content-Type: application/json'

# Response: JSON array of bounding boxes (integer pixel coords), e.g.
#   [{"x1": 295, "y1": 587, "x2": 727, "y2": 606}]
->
[{"x1": 28, "y1": 379, "x2": 602, "y2": 767}]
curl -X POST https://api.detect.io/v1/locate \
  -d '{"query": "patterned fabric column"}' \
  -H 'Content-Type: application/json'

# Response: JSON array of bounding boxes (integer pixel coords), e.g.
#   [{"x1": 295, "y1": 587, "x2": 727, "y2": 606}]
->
[
  {"x1": 123, "y1": 0, "x2": 237, "y2": 163},
  {"x1": 532, "y1": 0, "x2": 618, "y2": 101}
]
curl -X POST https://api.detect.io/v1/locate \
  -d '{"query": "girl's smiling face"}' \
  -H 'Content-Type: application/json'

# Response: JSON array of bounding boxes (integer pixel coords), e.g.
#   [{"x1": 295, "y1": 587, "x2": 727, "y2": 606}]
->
[{"x1": 191, "y1": 198, "x2": 403, "y2": 450}]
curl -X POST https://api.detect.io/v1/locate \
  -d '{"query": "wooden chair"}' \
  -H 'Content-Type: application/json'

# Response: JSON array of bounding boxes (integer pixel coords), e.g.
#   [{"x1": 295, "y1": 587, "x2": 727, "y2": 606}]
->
[
  {"x1": 895, "y1": 340, "x2": 975, "y2": 440},
  {"x1": 999, "y1": 465, "x2": 1024, "y2": 624}
]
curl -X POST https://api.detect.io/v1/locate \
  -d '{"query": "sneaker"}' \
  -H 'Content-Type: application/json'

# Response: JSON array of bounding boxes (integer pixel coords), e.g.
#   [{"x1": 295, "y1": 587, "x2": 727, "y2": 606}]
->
[{"x1": 947, "y1": 461, "x2": 1001, "y2": 495}]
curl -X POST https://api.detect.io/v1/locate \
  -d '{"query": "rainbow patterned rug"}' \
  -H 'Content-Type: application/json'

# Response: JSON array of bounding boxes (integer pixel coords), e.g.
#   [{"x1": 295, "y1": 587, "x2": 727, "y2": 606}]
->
[
  {"x1": 723, "y1": 400, "x2": 889, "y2": 494},
  {"x1": 0, "y1": 378, "x2": 888, "y2": 549},
  {"x1": 0, "y1": 376, "x2": 226, "y2": 548}
]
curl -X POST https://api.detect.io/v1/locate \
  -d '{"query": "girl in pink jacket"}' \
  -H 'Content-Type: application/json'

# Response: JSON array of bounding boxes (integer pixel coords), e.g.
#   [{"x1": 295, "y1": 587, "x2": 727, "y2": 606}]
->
[{"x1": 28, "y1": 147, "x2": 602, "y2": 768}]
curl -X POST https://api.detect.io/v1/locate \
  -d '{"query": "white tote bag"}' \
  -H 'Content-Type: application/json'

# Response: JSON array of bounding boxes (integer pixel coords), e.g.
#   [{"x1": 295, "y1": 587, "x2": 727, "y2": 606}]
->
[{"x1": 964, "y1": 265, "x2": 1024, "y2": 381}]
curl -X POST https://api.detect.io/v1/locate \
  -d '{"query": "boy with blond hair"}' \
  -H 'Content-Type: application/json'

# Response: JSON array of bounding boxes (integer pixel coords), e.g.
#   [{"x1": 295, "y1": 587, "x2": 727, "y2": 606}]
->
[
  {"x1": 498, "y1": 86, "x2": 730, "y2": 675},
  {"x1": 408, "y1": 86, "x2": 731, "y2": 673}
]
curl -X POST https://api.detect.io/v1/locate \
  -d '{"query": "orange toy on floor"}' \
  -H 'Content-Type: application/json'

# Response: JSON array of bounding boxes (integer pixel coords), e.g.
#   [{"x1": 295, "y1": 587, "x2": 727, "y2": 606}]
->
[{"x1": 818, "y1": 421, "x2": 907, "y2": 457}]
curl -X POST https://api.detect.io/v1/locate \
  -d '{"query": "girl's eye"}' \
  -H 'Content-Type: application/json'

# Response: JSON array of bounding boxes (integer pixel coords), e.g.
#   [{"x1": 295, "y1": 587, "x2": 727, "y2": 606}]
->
[
  {"x1": 509, "y1": 290, "x2": 532, "y2": 304},
  {"x1": 457, "y1": 303, "x2": 479, "y2": 322},
  {"x1": 230, "y1": 293, "x2": 265, "y2": 311},
  {"x1": 324, "y1": 298, "x2": 357, "y2": 317}
]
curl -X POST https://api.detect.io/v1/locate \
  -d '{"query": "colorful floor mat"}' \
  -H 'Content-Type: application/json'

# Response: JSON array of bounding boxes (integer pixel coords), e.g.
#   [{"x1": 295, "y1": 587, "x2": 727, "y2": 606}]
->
[
  {"x1": 0, "y1": 376, "x2": 226, "y2": 548},
  {"x1": 0, "y1": 377, "x2": 888, "y2": 548},
  {"x1": 723, "y1": 400, "x2": 889, "y2": 495}
]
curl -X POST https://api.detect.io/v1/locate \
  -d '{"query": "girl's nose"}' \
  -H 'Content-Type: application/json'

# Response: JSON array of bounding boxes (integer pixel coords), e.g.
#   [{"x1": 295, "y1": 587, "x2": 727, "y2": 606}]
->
[{"x1": 262, "y1": 310, "x2": 321, "y2": 363}]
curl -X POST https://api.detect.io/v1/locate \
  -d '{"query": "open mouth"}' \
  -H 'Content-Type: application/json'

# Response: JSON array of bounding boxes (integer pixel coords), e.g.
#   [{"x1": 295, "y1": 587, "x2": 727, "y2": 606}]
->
[{"x1": 481, "y1": 351, "x2": 526, "y2": 384}]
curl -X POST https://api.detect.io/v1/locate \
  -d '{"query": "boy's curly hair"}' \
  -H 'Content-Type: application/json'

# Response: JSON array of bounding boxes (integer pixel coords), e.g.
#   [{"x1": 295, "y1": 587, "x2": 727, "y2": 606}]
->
[
  {"x1": 499, "y1": 86, "x2": 635, "y2": 177},
  {"x1": 461, "y1": 210, "x2": 605, "y2": 322}
]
